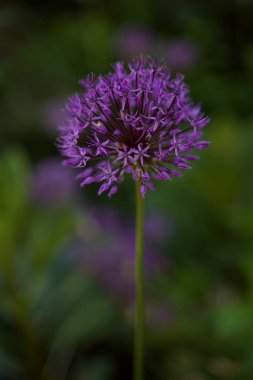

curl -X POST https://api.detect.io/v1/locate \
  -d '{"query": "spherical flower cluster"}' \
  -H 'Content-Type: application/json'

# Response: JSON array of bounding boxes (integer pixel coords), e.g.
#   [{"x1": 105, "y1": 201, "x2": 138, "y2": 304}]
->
[{"x1": 57, "y1": 57, "x2": 210, "y2": 197}]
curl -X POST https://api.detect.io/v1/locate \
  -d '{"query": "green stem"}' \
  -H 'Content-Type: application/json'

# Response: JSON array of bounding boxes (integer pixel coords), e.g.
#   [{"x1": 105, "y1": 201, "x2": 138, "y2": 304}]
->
[{"x1": 134, "y1": 178, "x2": 145, "y2": 380}]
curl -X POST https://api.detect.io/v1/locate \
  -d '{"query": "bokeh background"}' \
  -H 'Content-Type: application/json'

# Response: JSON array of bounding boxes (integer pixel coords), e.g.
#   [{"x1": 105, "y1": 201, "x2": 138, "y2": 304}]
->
[{"x1": 1, "y1": 0, "x2": 253, "y2": 379}]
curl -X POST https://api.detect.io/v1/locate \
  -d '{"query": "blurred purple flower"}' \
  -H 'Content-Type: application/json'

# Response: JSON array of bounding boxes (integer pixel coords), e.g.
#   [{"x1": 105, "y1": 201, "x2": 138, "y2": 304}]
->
[
  {"x1": 113, "y1": 25, "x2": 154, "y2": 58},
  {"x1": 77, "y1": 209, "x2": 169, "y2": 305},
  {"x1": 164, "y1": 38, "x2": 201, "y2": 71},
  {"x1": 30, "y1": 158, "x2": 76, "y2": 206},
  {"x1": 57, "y1": 57, "x2": 210, "y2": 197},
  {"x1": 145, "y1": 213, "x2": 170, "y2": 240}
]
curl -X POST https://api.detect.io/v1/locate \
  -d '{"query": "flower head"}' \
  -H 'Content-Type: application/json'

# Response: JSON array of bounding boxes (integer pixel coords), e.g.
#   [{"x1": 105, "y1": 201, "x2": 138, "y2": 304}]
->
[{"x1": 57, "y1": 57, "x2": 210, "y2": 197}]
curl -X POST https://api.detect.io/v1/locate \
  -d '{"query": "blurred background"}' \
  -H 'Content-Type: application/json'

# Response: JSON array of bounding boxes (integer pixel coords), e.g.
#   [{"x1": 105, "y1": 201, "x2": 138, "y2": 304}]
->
[{"x1": 1, "y1": 0, "x2": 253, "y2": 379}]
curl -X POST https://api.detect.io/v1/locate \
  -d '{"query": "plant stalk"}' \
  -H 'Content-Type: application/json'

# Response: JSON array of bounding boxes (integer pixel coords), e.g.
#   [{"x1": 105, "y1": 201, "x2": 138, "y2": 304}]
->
[{"x1": 134, "y1": 178, "x2": 145, "y2": 380}]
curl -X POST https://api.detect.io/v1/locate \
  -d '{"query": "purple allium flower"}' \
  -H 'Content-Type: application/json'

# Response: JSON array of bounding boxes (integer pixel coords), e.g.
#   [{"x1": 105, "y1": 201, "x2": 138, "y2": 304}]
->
[
  {"x1": 164, "y1": 38, "x2": 200, "y2": 71},
  {"x1": 30, "y1": 158, "x2": 76, "y2": 206},
  {"x1": 57, "y1": 57, "x2": 210, "y2": 197},
  {"x1": 113, "y1": 25, "x2": 154, "y2": 59}
]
